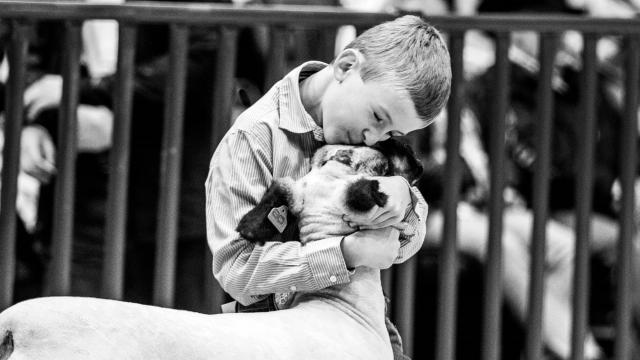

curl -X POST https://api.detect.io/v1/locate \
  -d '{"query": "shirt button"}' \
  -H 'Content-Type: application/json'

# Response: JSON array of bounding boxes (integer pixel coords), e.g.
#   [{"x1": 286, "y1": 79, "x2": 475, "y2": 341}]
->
[
  {"x1": 290, "y1": 285, "x2": 297, "y2": 291},
  {"x1": 329, "y1": 275, "x2": 337, "y2": 283}
]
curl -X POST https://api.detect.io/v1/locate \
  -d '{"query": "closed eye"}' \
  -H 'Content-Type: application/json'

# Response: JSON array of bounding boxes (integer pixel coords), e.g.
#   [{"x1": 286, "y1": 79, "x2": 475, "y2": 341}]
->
[{"x1": 374, "y1": 112, "x2": 383, "y2": 123}]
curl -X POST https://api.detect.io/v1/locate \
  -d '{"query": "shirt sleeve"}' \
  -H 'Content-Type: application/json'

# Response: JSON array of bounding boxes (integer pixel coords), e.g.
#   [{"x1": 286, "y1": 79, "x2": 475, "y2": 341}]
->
[
  {"x1": 205, "y1": 128, "x2": 351, "y2": 306},
  {"x1": 394, "y1": 180, "x2": 428, "y2": 264}
]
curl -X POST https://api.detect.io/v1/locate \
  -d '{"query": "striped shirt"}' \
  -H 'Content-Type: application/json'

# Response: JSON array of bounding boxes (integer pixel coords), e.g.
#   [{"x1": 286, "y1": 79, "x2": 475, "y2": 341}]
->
[{"x1": 205, "y1": 61, "x2": 428, "y2": 307}]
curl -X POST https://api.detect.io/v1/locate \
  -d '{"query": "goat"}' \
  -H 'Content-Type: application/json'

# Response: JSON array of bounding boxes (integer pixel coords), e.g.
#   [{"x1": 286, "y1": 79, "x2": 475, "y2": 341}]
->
[{"x1": 0, "y1": 139, "x2": 422, "y2": 360}]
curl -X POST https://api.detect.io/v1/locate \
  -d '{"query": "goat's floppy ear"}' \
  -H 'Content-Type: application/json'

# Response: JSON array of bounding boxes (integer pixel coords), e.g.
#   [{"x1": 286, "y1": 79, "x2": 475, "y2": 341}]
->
[
  {"x1": 373, "y1": 138, "x2": 424, "y2": 184},
  {"x1": 345, "y1": 178, "x2": 388, "y2": 212},
  {"x1": 236, "y1": 180, "x2": 294, "y2": 244}
]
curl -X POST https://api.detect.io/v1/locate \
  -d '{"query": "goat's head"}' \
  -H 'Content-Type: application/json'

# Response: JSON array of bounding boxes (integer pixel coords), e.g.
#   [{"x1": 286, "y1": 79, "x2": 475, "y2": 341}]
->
[{"x1": 236, "y1": 138, "x2": 423, "y2": 244}]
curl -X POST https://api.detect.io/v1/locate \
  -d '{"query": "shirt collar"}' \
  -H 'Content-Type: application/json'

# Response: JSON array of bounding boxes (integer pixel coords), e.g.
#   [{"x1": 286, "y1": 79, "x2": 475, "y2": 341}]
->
[{"x1": 277, "y1": 61, "x2": 327, "y2": 142}]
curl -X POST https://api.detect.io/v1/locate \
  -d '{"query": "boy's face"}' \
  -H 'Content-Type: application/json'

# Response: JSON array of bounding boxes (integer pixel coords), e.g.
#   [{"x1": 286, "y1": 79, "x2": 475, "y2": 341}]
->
[{"x1": 320, "y1": 50, "x2": 425, "y2": 146}]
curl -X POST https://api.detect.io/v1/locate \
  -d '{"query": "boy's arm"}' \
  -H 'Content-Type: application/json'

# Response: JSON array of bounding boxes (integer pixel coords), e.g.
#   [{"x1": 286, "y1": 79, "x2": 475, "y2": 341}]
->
[
  {"x1": 206, "y1": 129, "x2": 352, "y2": 306},
  {"x1": 348, "y1": 176, "x2": 428, "y2": 264},
  {"x1": 394, "y1": 181, "x2": 428, "y2": 263}
]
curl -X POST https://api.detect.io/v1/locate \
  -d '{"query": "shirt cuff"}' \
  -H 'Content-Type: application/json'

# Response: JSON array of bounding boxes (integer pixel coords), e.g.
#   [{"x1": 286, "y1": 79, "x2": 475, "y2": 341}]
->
[
  {"x1": 303, "y1": 236, "x2": 351, "y2": 289},
  {"x1": 398, "y1": 184, "x2": 428, "y2": 237}
]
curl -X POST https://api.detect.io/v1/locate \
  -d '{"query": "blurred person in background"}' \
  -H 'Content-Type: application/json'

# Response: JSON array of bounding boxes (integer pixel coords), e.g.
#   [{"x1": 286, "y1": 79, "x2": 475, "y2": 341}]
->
[
  {"x1": 2, "y1": 0, "x2": 265, "y2": 312},
  {"x1": 0, "y1": 2, "x2": 118, "y2": 299},
  {"x1": 417, "y1": 110, "x2": 604, "y2": 360},
  {"x1": 466, "y1": 2, "x2": 640, "y2": 354}
]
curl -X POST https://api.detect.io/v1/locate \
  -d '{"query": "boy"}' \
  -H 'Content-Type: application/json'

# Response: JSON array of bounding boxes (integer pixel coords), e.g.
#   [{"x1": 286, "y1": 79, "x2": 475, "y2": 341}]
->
[{"x1": 206, "y1": 15, "x2": 451, "y2": 359}]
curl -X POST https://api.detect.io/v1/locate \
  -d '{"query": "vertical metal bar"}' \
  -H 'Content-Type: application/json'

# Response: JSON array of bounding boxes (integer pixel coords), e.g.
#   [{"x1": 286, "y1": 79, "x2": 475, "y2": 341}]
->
[
  {"x1": 570, "y1": 33, "x2": 598, "y2": 360},
  {"x1": 525, "y1": 32, "x2": 557, "y2": 360},
  {"x1": 47, "y1": 21, "x2": 81, "y2": 296},
  {"x1": 102, "y1": 23, "x2": 136, "y2": 300},
  {"x1": 205, "y1": 26, "x2": 238, "y2": 314},
  {"x1": 394, "y1": 257, "x2": 417, "y2": 357},
  {"x1": 210, "y1": 26, "x2": 238, "y2": 152},
  {"x1": 436, "y1": 31, "x2": 464, "y2": 360},
  {"x1": 482, "y1": 31, "x2": 509, "y2": 360},
  {"x1": 0, "y1": 20, "x2": 28, "y2": 310},
  {"x1": 613, "y1": 35, "x2": 639, "y2": 360},
  {"x1": 381, "y1": 268, "x2": 393, "y2": 301},
  {"x1": 264, "y1": 26, "x2": 287, "y2": 92},
  {"x1": 153, "y1": 24, "x2": 189, "y2": 308}
]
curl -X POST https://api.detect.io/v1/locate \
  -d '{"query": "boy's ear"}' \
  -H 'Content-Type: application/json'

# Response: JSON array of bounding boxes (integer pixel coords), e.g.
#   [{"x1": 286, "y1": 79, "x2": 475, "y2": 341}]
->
[{"x1": 333, "y1": 48, "x2": 365, "y2": 82}]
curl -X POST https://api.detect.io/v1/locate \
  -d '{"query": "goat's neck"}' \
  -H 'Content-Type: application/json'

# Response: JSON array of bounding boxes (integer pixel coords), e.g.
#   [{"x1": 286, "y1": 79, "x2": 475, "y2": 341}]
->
[{"x1": 296, "y1": 267, "x2": 387, "y2": 338}]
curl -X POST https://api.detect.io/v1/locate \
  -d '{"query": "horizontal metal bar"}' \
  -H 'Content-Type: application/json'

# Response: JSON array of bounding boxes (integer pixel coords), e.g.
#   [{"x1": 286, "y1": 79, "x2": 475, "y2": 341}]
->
[{"x1": 0, "y1": 1, "x2": 640, "y2": 33}]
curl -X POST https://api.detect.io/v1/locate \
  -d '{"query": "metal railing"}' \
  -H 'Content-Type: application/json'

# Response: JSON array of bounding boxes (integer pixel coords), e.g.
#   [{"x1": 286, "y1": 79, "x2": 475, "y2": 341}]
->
[{"x1": 0, "y1": 2, "x2": 638, "y2": 360}]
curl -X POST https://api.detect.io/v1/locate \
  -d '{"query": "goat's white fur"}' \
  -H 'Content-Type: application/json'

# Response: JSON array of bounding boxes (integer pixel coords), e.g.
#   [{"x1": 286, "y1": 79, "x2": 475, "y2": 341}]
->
[
  {"x1": 0, "y1": 145, "x2": 401, "y2": 360},
  {"x1": 0, "y1": 265, "x2": 391, "y2": 359}
]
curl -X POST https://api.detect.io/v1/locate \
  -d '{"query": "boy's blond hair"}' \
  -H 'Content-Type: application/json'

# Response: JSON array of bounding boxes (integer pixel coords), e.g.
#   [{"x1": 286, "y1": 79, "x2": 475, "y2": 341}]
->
[{"x1": 345, "y1": 15, "x2": 451, "y2": 124}]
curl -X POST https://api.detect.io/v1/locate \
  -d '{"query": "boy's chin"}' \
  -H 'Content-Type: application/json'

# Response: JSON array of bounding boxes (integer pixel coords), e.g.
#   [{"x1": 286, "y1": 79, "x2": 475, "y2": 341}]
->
[
  {"x1": 322, "y1": 133, "x2": 340, "y2": 145},
  {"x1": 324, "y1": 131, "x2": 352, "y2": 145}
]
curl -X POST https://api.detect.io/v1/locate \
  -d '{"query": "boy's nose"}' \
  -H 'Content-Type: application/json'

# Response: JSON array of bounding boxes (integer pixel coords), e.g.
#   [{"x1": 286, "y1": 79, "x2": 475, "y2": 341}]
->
[{"x1": 363, "y1": 129, "x2": 390, "y2": 146}]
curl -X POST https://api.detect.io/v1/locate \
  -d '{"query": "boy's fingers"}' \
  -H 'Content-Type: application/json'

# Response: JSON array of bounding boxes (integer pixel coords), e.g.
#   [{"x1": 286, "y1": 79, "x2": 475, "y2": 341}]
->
[
  {"x1": 359, "y1": 218, "x2": 407, "y2": 231},
  {"x1": 38, "y1": 159, "x2": 57, "y2": 176},
  {"x1": 392, "y1": 222, "x2": 409, "y2": 231},
  {"x1": 354, "y1": 211, "x2": 400, "y2": 228},
  {"x1": 343, "y1": 206, "x2": 383, "y2": 223},
  {"x1": 41, "y1": 137, "x2": 56, "y2": 165},
  {"x1": 26, "y1": 100, "x2": 53, "y2": 121},
  {"x1": 25, "y1": 163, "x2": 53, "y2": 184}
]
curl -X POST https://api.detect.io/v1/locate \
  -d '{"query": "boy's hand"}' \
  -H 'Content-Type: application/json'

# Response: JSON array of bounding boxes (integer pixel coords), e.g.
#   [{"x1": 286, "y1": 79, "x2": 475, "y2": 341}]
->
[
  {"x1": 20, "y1": 125, "x2": 57, "y2": 184},
  {"x1": 343, "y1": 176, "x2": 412, "y2": 230},
  {"x1": 23, "y1": 74, "x2": 63, "y2": 121},
  {"x1": 77, "y1": 105, "x2": 114, "y2": 152},
  {"x1": 341, "y1": 227, "x2": 401, "y2": 269}
]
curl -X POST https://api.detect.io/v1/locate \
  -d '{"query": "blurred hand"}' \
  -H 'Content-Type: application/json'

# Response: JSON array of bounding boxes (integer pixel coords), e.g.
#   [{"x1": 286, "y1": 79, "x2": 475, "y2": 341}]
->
[
  {"x1": 20, "y1": 125, "x2": 56, "y2": 183},
  {"x1": 77, "y1": 105, "x2": 113, "y2": 152},
  {"x1": 23, "y1": 74, "x2": 63, "y2": 121},
  {"x1": 341, "y1": 227, "x2": 400, "y2": 269},
  {"x1": 342, "y1": 176, "x2": 412, "y2": 230}
]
